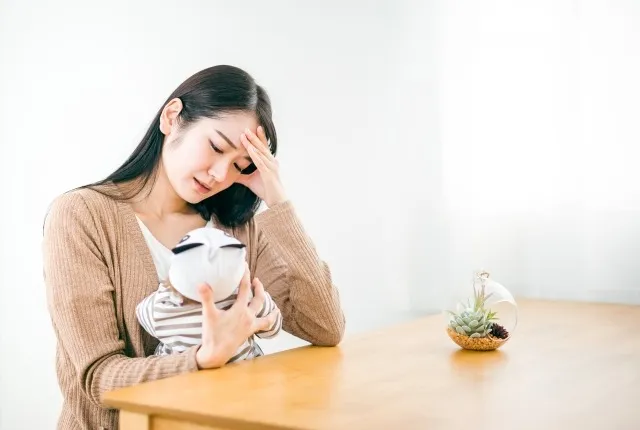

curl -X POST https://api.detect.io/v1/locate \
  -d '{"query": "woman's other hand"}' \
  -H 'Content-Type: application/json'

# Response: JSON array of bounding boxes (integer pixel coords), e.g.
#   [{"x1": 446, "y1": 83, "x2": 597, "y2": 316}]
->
[
  {"x1": 195, "y1": 264, "x2": 280, "y2": 369},
  {"x1": 236, "y1": 126, "x2": 287, "y2": 207}
]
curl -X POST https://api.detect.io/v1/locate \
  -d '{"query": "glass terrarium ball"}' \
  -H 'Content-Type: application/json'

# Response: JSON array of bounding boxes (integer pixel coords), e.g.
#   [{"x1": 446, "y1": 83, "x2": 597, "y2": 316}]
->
[{"x1": 444, "y1": 270, "x2": 518, "y2": 350}]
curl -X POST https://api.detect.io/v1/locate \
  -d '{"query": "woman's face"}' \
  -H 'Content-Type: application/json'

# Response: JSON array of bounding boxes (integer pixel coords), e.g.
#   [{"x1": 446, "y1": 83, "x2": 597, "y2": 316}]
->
[{"x1": 160, "y1": 100, "x2": 259, "y2": 204}]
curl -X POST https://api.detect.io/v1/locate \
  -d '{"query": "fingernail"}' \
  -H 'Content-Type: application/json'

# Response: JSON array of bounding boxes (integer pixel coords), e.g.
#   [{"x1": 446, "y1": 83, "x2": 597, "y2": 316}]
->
[{"x1": 257, "y1": 126, "x2": 263, "y2": 133}]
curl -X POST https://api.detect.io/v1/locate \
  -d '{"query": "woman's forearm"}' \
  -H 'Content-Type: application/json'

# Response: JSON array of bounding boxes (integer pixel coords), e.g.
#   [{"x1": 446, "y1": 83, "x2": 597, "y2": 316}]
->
[{"x1": 254, "y1": 201, "x2": 346, "y2": 345}]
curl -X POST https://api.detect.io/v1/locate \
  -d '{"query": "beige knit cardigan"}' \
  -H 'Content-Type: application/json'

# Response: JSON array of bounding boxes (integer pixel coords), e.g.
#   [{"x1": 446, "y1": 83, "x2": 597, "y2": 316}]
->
[{"x1": 42, "y1": 186, "x2": 345, "y2": 430}]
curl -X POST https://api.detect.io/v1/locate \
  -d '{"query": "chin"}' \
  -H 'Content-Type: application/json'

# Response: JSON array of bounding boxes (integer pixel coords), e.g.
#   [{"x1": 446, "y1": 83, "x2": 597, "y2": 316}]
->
[
  {"x1": 177, "y1": 186, "x2": 207, "y2": 205},
  {"x1": 182, "y1": 186, "x2": 219, "y2": 205},
  {"x1": 184, "y1": 195, "x2": 204, "y2": 205}
]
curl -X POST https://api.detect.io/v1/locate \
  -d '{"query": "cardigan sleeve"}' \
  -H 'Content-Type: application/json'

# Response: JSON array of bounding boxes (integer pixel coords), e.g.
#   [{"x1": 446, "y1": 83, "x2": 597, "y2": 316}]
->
[
  {"x1": 42, "y1": 192, "x2": 200, "y2": 408},
  {"x1": 252, "y1": 201, "x2": 346, "y2": 346}
]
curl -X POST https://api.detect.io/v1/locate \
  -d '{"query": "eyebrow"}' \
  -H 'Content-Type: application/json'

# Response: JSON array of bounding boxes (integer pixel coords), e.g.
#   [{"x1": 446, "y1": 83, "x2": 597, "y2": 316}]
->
[
  {"x1": 215, "y1": 129, "x2": 237, "y2": 149},
  {"x1": 215, "y1": 129, "x2": 252, "y2": 162}
]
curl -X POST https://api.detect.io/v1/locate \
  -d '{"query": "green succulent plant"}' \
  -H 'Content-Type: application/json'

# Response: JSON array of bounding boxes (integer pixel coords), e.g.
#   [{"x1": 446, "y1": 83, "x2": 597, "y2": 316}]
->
[{"x1": 447, "y1": 275, "x2": 498, "y2": 338}]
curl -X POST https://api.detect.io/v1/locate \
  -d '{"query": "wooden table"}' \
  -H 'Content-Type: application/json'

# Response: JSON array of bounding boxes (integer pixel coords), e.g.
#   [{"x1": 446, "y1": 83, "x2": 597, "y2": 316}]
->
[{"x1": 103, "y1": 299, "x2": 640, "y2": 430}]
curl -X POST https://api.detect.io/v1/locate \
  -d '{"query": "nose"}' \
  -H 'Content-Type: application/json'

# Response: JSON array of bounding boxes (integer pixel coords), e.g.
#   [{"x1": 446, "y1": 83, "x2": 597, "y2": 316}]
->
[{"x1": 208, "y1": 160, "x2": 230, "y2": 183}]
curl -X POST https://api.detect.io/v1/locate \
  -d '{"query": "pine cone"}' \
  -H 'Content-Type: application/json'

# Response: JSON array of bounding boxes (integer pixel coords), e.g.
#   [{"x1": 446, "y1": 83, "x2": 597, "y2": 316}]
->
[{"x1": 490, "y1": 323, "x2": 509, "y2": 339}]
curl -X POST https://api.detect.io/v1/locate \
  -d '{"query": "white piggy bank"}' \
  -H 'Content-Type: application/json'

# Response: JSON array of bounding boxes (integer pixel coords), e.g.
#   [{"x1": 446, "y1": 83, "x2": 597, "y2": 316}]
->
[{"x1": 168, "y1": 227, "x2": 247, "y2": 303}]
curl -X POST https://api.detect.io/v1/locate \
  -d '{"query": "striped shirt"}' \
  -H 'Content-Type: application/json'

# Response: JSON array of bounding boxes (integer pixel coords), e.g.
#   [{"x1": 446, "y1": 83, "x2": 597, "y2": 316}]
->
[{"x1": 135, "y1": 282, "x2": 282, "y2": 363}]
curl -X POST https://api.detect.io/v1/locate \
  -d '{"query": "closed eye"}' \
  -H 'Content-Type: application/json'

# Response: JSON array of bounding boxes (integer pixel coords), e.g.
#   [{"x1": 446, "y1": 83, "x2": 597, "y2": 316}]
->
[
  {"x1": 210, "y1": 141, "x2": 223, "y2": 154},
  {"x1": 210, "y1": 140, "x2": 247, "y2": 173}
]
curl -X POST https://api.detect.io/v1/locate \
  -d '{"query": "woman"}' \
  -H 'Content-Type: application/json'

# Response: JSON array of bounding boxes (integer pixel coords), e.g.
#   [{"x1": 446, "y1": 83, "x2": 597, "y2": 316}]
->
[{"x1": 42, "y1": 64, "x2": 345, "y2": 430}]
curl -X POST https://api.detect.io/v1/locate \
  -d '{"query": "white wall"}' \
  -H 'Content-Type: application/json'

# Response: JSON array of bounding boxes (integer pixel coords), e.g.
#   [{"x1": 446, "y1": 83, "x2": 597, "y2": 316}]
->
[
  {"x1": 0, "y1": 1, "x2": 425, "y2": 429},
  {"x1": 1, "y1": 1, "x2": 639, "y2": 429},
  {"x1": 431, "y1": 0, "x2": 640, "y2": 306}
]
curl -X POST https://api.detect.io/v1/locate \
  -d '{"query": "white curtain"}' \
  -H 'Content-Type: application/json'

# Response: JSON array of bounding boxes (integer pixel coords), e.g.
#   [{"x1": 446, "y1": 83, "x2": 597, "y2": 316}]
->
[{"x1": 404, "y1": 0, "x2": 640, "y2": 313}]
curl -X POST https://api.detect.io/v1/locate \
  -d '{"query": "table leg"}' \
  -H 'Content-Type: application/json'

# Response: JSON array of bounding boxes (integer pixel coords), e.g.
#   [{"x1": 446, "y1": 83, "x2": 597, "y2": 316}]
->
[
  {"x1": 119, "y1": 410, "x2": 233, "y2": 430},
  {"x1": 119, "y1": 411, "x2": 150, "y2": 429}
]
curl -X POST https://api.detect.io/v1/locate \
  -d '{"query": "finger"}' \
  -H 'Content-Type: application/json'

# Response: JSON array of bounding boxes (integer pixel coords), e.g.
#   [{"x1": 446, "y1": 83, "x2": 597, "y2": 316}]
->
[
  {"x1": 240, "y1": 132, "x2": 266, "y2": 162},
  {"x1": 248, "y1": 278, "x2": 266, "y2": 316},
  {"x1": 245, "y1": 127, "x2": 269, "y2": 151},
  {"x1": 243, "y1": 139, "x2": 271, "y2": 172},
  {"x1": 235, "y1": 264, "x2": 252, "y2": 305},
  {"x1": 256, "y1": 126, "x2": 272, "y2": 151},
  {"x1": 243, "y1": 128, "x2": 274, "y2": 160},
  {"x1": 255, "y1": 309, "x2": 281, "y2": 333},
  {"x1": 248, "y1": 133, "x2": 278, "y2": 170},
  {"x1": 198, "y1": 283, "x2": 220, "y2": 320}
]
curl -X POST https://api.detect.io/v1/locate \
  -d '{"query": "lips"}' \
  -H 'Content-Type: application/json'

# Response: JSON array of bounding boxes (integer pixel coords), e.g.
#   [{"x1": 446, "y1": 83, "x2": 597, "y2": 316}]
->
[{"x1": 194, "y1": 178, "x2": 212, "y2": 194}]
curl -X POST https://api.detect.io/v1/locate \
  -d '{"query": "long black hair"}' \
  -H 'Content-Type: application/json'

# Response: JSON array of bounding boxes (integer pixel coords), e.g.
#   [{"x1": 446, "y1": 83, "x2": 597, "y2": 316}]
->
[{"x1": 82, "y1": 64, "x2": 277, "y2": 227}]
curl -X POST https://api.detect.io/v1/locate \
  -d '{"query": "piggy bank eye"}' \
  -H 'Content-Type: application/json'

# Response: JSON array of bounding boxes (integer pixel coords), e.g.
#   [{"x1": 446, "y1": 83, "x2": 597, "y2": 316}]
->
[
  {"x1": 178, "y1": 234, "x2": 190, "y2": 244},
  {"x1": 172, "y1": 242, "x2": 203, "y2": 255},
  {"x1": 220, "y1": 243, "x2": 246, "y2": 249}
]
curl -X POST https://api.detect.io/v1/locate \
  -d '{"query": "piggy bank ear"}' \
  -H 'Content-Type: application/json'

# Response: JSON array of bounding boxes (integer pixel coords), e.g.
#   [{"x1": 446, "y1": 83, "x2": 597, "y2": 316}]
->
[{"x1": 171, "y1": 242, "x2": 204, "y2": 255}]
